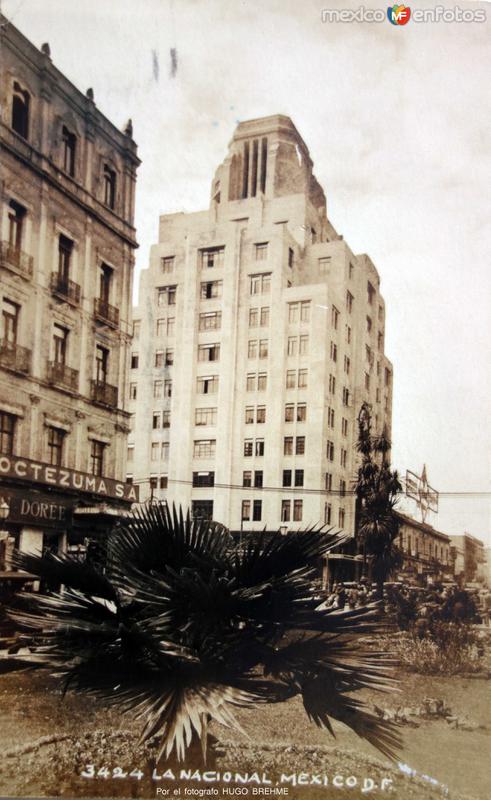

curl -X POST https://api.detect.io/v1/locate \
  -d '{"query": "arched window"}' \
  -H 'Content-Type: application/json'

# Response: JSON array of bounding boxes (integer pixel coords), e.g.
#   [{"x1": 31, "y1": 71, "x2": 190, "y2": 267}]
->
[
  {"x1": 62, "y1": 125, "x2": 77, "y2": 177},
  {"x1": 12, "y1": 82, "x2": 30, "y2": 139},
  {"x1": 103, "y1": 164, "x2": 116, "y2": 209}
]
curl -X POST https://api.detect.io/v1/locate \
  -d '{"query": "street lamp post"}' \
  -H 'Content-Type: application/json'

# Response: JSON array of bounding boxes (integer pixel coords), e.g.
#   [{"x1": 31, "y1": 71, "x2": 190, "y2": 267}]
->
[{"x1": 0, "y1": 497, "x2": 11, "y2": 572}]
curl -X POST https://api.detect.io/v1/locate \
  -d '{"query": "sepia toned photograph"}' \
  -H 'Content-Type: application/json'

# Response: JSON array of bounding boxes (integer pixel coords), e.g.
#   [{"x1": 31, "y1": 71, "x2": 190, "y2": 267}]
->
[{"x1": 0, "y1": 1, "x2": 489, "y2": 799}]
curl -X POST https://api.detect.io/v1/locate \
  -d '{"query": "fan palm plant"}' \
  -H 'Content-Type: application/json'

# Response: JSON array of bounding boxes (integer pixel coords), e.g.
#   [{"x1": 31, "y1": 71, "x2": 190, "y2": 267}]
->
[{"x1": 7, "y1": 503, "x2": 401, "y2": 762}]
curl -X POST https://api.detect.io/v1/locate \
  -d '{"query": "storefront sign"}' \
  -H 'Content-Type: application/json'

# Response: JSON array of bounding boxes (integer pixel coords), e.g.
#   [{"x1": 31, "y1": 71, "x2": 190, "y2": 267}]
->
[
  {"x1": 0, "y1": 488, "x2": 72, "y2": 529},
  {"x1": 0, "y1": 454, "x2": 139, "y2": 502}
]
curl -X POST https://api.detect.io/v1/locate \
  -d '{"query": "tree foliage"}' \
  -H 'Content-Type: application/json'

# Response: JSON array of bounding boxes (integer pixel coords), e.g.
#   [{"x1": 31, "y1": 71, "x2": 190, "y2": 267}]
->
[
  {"x1": 355, "y1": 404, "x2": 403, "y2": 592},
  {"x1": 7, "y1": 504, "x2": 401, "y2": 762}
]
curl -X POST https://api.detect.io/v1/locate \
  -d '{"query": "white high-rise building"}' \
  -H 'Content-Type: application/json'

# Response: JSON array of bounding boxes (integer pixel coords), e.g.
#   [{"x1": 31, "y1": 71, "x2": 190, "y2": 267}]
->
[{"x1": 128, "y1": 115, "x2": 393, "y2": 534}]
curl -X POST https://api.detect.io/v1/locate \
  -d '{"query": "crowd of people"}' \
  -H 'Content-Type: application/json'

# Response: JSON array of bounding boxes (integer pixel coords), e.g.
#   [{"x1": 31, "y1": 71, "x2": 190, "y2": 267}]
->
[{"x1": 318, "y1": 579, "x2": 491, "y2": 630}]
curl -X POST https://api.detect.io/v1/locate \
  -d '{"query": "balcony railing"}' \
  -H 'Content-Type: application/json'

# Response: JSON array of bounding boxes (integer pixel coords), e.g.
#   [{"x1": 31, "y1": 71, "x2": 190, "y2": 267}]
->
[
  {"x1": 50, "y1": 272, "x2": 81, "y2": 305},
  {"x1": 94, "y1": 298, "x2": 119, "y2": 328},
  {"x1": 47, "y1": 361, "x2": 79, "y2": 392},
  {"x1": 0, "y1": 241, "x2": 33, "y2": 279},
  {"x1": 0, "y1": 340, "x2": 31, "y2": 374},
  {"x1": 91, "y1": 379, "x2": 118, "y2": 408}
]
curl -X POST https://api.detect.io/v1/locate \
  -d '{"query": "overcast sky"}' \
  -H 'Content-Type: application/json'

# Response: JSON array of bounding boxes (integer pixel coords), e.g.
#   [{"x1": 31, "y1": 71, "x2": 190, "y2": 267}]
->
[{"x1": 3, "y1": 0, "x2": 490, "y2": 542}]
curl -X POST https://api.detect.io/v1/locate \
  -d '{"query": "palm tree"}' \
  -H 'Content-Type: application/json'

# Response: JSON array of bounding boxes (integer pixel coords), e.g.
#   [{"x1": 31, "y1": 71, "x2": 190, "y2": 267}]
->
[
  {"x1": 7, "y1": 504, "x2": 401, "y2": 762},
  {"x1": 355, "y1": 403, "x2": 403, "y2": 597}
]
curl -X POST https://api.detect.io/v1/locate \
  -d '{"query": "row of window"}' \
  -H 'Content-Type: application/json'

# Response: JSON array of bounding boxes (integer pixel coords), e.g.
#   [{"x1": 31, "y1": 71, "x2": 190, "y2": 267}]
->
[
  {"x1": 188, "y1": 499, "x2": 347, "y2": 527},
  {"x1": 2, "y1": 295, "x2": 116, "y2": 387},
  {"x1": 11, "y1": 83, "x2": 118, "y2": 209},
  {"x1": 0, "y1": 412, "x2": 107, "y2": 475}
]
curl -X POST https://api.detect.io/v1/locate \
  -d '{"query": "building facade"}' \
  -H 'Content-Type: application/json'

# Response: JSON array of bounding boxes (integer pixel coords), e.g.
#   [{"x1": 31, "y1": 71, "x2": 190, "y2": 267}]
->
[
  {"x1": 129, "y1": 115, "x2": 393, "y2": 534},
  {"x1": 0, "y1": 18, "x2": 139, "y2": 567},
  {"x1": 449, "y1": 533, "x2": 486, "y2": 585},
  {"x1": 395, "y1": 513, "x2": 453, "y2": 584}
]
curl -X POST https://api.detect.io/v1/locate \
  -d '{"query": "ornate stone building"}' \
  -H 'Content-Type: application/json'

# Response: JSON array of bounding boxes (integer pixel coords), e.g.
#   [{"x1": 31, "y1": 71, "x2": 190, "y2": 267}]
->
[
  {"x1": 129, "y1": 115, "x2": 393, "y2": 535},
  {"x1": 0, "y1": 17, "x2": 139, "y2": 567}
]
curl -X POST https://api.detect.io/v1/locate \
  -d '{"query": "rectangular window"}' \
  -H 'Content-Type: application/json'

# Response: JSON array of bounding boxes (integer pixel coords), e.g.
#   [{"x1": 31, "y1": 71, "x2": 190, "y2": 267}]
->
[
  {"x1": 161, "y1": 256, "x2": 175, "y2": 273},
  {"x1": 346, "y1": 291, "x2": 354, "y2": 313},
  {"x1": 367, "y1": 316, "x2": 372, "y2": 333},
  {"x1": 281, "y1": 500, "x2": 291, "y2": 522},
  {"x1": 331, "y1": 306, "x2": 339, "y2": 330},
  {"x1": 256, "y1": 406, "x2": 266, "y2": 423},
  {"x1": 153, "y1": 380, "x2": 162, "y2": 398},
  {"x1": 367, "y1": 281, "x2": 376, "y2": 305},
  {"x1": 245, "y1": 406, "x2": 254, "y2": 424},
  {"x1": 295, "y1": 436, "x2": 305, "y2": 455},
  {"x1": 250, "y1": 273, "x2": 271, "y2": 295},
  {"x1": 200, "y1": 280, "x2": 223, "y2": 299},
  {"x1": 344, "y1": 355, "x2": 350, "y2": 374},
  {"x1": 167, "y1": 317, "x2": 175, "y2": 336},
  {"x1": 195, "y1": 407, "x2": 217, "y2": 426},
  {"x1": 288, "y1": 247, "x2": 294, "y2": 268},
  {"x1": 253, "y1": 499, "x2": 262, "y2": 522},
  {"x1": 89, "y1": 439, "x2": 105, "y2": 476},
  {"x1": 95, "y1": 344, "x2": 109, "y2": 384},
  {"x1": 257, "y1": 372, "x2": 267, "y2": 391},
  {"x1": 132, "y1": 321, "x2": 140, "y2": 338},
  {"x1": 58, "y1": 234, "x2": 73, "y2": 281},
  {"x1": 164, "y1": 379, "x2": 172, "y2": 397},
  {"x1": 329, "y1": 374, "x2": 336, "y2": 394},
  {"x1": 200, "y1": 247, "x2": 224, "y2": 269},
  {"x1": 255, "y1": 439, "x2": 264, "y2": 456},
  {"x1": 165, "y1": 349, "x2": 174, "y2": 366},
  {"x1": 192, "y1": 471, "x2": 215, "y2": 487},
  {"x1": 249, "y1": 308, "x2": 258, "y2": 327},
  {"x1": 285, "y1": 403, "x2": 294, "y2": 422},
  {"x1": 243, "y1": 470, "x2": 252, "y2": 487},
  {"x1": 155, "y1": 351, "x2": 164, "y2": 368},
  {"x1": 293, "y1": 499, "x2": 303, "y2": 521},
  {"x1": 284, "y1": 436, "x2": 293, "y2": 456},
  {"x1": 197, "y1": 376, "x2": 218, "y2": 394},
  {"x1": 318, "y1": 256, "x2": 331, "y2": 273},
  {"x1": 326, "y1": 440, "x2": 334, "y2": 461},
  {"x1": 130, "y1": 352, "x2": 139, "y2": 369},
  {"x1": 297, "y1": 403, "x2": 306, "y2": 422},
  {"x1": 288, "y1": 302, "x2": 299, "y2": 323},
  {"x1": 300, "y1": 301, "x2": 311, "y2": 322},
  {"x1": 299, "y1": 335, "x2": 309, "y2": 355},
  {"x1": 366, "y1": 345, "x2": 373, "y2": 364},
  {"x1": 255, "y1": 243, "x2": 268, "y2": 261},
  {"x1": 324, "y1": 503, "x2": 332, "y2": 524},
  {"x1": 2, "y1": 299, "x2": 20, "y2": 344},
  {"x1": 161, "y1": 442, "x2": 169, "y2": 461},
  {"x1": 260, "y1": 307, "x2": 269, "y2": 326},
  {"x1": 151, "y1": 442, "x2": 159, "y2": 462},
  {"x1": 283, "y1": 469, "x2": 292, "y2": 488},
  {"x1": 156, "y1": 319, "x2": 165, "y2": 336},
  {"x1": 248, "y1": 340, "x2": 258, "y2": 359},
  {"x1": 8, "y1": 200, "x2": 26, "y2": 249},
  {"x1": 193, "y1": 439, "x2": 216, "y2": 458},
  {"x1": 385, "y1": 367, "x2": 391, "y2": 387},
  {"x1": 254, "y1": 470, "x2": 263, "y2": 488},
  {"x1": 246, "y1": 373, "x2": 255, "y2": 392},
  {"x1": 241, "y1": 499, "x2": 251, "y2": 521},
  {"x1": 327, "y1": 407, "x2": 335, "y2": 428},
  {"x1": 365, "y1": 372, "x2": 370, "y2": 391},
  {"x1": 0, "y1": 412, "x2": 15, "y2": 455},
  {"x1": 198, "y1": 343, "x2": 220, "y2": 362},
  {"x1": 378, "y1": 331, "x2": 383, "y2": 351},
  {"x1": 330, "y1": 341, "x2": 337, "y2": 362},
  {"x1": 152, "y1": 412, "x2": 161, "y2": 430},
  {"x1": 258, "y1": 339, "x2": 268, "y2": 359},
  {"x1": 162, "y1": 410, "x2": 171, "y2": 428},
  {"x1": 287, "y1": 336, "x2": 297, "y2": 357},
  {"x1": 325, "y1": 472, "x2": 333, "y2": 491},
  {"x1": 342, "y1": 387, "x2": 350, "y2": 406},
  {"x1": 199, "y1": 311, "x2": 222, "y2": 331},
  {"x1": 129, "y1": 382, "x2": 137, "y2": 399},
  {"x1": 340, "y1": 448, "x2": 347, "y2": 468},
  {"x1": 339, "y1": 508, "x2": 346, "y2": 528},
  {"x1": 346, "y1": 326, "x2": 351, "y2": 344},
  {"x1": 298, "y1": 369, "x2": 308, "y2": 388},
  {"x1": 340, "y1": 479, "x2": 346, "y2": 497},
  {"x1": 192, "y1": 500, "x2": 214, "y2": 520},
  {"x1": 342, "y1": 417, "x2": 348, "y2": 436},
  {"x1": 127, "y1": 445, "x2": 134, "y2": 463},
  {"x1": 294, "y1": 469, "x2": 304, "y2": 487},
  {"x1": 244, "y1": 439, "x2": 253, "y2": 457}
]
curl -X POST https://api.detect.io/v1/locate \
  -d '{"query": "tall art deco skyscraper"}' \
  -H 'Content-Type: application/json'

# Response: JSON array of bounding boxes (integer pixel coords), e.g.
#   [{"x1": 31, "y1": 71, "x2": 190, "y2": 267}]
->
[{"x1": 128, "y1": 115, "x2": 393, "y2": 535}]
